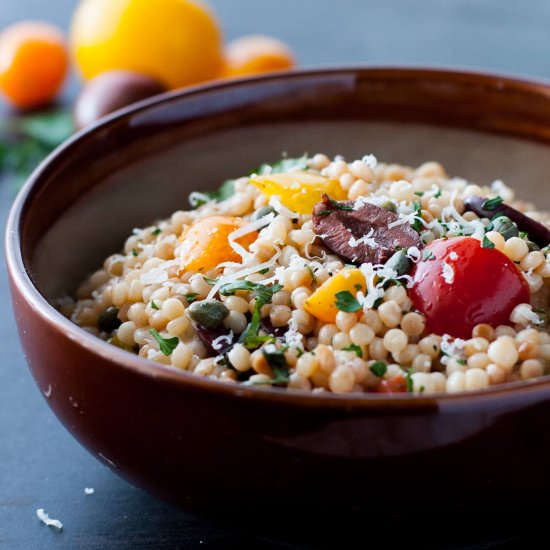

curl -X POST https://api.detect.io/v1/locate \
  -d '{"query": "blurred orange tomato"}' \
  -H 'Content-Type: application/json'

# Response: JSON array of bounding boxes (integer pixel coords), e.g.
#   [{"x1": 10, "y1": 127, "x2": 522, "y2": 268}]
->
[
  {"x1": 0, "y1": 22, "x2": 68, "y2": 109},
  {"x1": 223, "y1": 35, "x2": 295, "y2": 78}
]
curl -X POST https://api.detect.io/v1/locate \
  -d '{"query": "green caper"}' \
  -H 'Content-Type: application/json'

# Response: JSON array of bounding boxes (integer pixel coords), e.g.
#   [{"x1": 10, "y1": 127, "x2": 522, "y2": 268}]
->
[
  {"x1": 98, "y1": 306, "x2": 121, "y2": 333},
  {"x1": 188, "y1": 300, "x2": 229, "y2": 329},
  {"x1": 385, "y1": 250, "x2": 411, "y2": 276},
  {"x1": 491, "y1": 216, "x2": 518, "y2": 241},
  {"x1": 253, "y1": 206, "x2": 276, "y2": 221},
  {"x1": 381, "y1": 201, "x2": 397, "y2": 213},
  {"x1": 527, "y1": 240, "x2": 540, "y2": 251}
]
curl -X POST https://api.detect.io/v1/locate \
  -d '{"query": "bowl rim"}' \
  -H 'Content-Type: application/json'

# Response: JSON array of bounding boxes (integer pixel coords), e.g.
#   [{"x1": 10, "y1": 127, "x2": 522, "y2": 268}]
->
[{"x1": 7, "y1": 65, "x2": 550, "y2": 410}]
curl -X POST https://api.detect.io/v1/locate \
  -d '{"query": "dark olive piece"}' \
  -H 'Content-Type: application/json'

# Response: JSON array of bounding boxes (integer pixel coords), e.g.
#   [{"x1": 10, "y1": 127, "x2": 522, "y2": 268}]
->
[
  {"x1": 491, "y1": 216, "x2": 518, "y2": 240},
  {"x1": 74, "y1": 70, "x2": 166, "y2": 130},
  {"x1": 98, "y1": 307, "x2": 122, "y2": 333},
  {"x1": 463, "y1": 196, "x2": 550, "y2": 247},
  {"x1": 385, "y1": 250, "x2": 412, "y2": 276},
  {"x1": 188, "y1": 300, "x2": 229, "y2": 329}
]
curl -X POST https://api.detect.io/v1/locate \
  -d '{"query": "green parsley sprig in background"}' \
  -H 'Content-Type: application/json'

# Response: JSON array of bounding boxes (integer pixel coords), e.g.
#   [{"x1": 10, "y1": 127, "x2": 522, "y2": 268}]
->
[{"x1": 0, "y1": 108, "x2": 74, "y2": 190}]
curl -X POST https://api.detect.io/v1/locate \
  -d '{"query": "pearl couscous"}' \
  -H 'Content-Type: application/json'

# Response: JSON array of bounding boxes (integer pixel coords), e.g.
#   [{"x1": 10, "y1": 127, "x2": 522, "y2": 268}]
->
[{"x1": 64, "y1": 154, "x2": 550, "y2": 394}]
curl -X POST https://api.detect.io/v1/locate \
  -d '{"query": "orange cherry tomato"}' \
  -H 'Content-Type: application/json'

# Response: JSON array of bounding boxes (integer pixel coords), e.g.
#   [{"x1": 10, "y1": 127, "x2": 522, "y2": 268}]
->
[
  {"x1": 410, "y1": 237, "x2": 530, "y2": 339},
  {"x1": 0, "y1": 22, "x2": 68, "y2": 109},
  {"x1": 223, "y1": 34, "x2": 295, "y2": 78},
  {"x1": 180, "y1": 216, "x2": 258, "y2": 273}
]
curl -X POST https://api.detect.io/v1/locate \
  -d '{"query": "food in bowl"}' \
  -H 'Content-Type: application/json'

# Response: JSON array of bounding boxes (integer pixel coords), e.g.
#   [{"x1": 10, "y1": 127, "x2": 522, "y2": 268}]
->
[{"x1": 63, "y1": 153, "x2": 550, "y2": 394}]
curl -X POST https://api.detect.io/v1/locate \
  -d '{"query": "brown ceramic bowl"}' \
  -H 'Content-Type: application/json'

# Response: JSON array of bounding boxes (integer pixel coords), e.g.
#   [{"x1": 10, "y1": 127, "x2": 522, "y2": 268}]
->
[{"x1": 7, "y1": 68, "x2": 550, "y2": 544}]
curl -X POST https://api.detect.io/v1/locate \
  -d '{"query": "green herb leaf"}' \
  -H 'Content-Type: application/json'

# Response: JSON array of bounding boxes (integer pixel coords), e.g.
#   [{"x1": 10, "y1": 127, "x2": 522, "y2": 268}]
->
[
  {"x1": 203, "y1": 276, "x2": 218, "y2": 285},
  {"x1": 342, "y1": 343, "x2": 363, "y2": 357},
  {"x1": 185, "y1": 293, "x2": 199, "y2": 304},
  {"x1": 262, "y1": 344, "x2": 290, "y2": 385},
  {"x1": 151, "y1": 227, "x2": 162, "y2": 236},
  {"x1": 334, "y1": 291, "x2": 361, "y2": 313},
  {"x1": 519, "y1": 231, "x2": 528, "y2": 240},
  {"x1": 369, "y1": 361, "x2": 387, "y2": 377},
  {"x1": 411, "y1": 201, "x2": 423, "y2": 232},
  {"x1": 0, "y1": 108, "x2": 74, "y2": 191},
  {"x1": 131, "y1": 248, "x2": 139, "y2": 257},
  {"x1": 434, "y1": 189, "x2": 442, "y2": 199},
  {"x1": 255, "y1": 154, "x2": 309, "y2": 176},
  {"x1": 149, "y1": 329, "x2": 179, "y2": 356},
  {"x1": 457, "y1": 359, "x2": 467, "y2": 365},
  {"x1": 482, "y1": 235, "x2": 495, "y2": 249},
  {"x1": 220, "y1": 281, "x2": 282, "y2": 349},
  {"x1": 306, "y1": 265, "x2": 317, "y2": 284},
  {"x1": 482, "y1": 196, "x2": 504, "y2": 210},
  {"x1": 151, "y1": 300, "x2": 159, "y2": 310},
  {"x1": 190, "y1": 179, "x2": 236, "y2": 207},
  {"x1": 405, "y1": 368, "x2": 414, "y2": 393},
  {"x1": 327, "y1": 197, "x2": 353, "y2": 211}
]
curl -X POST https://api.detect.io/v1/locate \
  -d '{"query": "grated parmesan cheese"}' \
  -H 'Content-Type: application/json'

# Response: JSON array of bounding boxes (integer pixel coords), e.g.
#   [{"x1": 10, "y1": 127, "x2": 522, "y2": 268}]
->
[
  {"x1": 442, "y1": 261, "x2": 455, "y2": 284},
  {"x1": 212, "y1": 332, "x2": 234, "y2": 351},
  {"x1": 36, "y1": 509, "x2": 63, "y2": 531},
  {"x1": 348, "y1": 228, "x2": 378, "y2": 249},
  {"x1": 227, "y1": 213, "x2": 275, "y2": 263}
]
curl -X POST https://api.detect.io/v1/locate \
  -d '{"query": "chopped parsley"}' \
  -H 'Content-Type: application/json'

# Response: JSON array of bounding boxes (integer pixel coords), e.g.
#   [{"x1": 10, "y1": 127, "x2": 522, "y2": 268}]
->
[
  {"x1": 405, "y1": 368, "x2": 414, "y2": 393},
  {"x1": 131, "y1": 248, "x2": 139, "y2": 257},
  {"x1": 149, "y1": 329, "x2": 179, "y2": 356},
  {"x1": 519, "y1": 231, "x2": 528, "y2": 240},
  {"x1": 306, "y1": 265, "x2": 317, "y2": 284},
  {"x1": 342, "y1": 343, "x2": 363, "y2": 357},
  {"x1": 203, "y1": 276, "x2": 218, "y2": 285},
  {"x1": 326, "y1": 196, "x2": 353, "y2": 211},
  {"x1": 482, "y1": 196, "x2": 504, "y2": 211},
  {"x1": 434, "y1": 189, "x2": 442, "y2": 198},
  {"x1": 190, "y1": 179, "x2": 236, "y2": 207},
  {"x1": 334, "y1": 291, "x2": 361, "y2": 313},
  {"x1": 422, "y1": 249, "x2": 436, "y2": 262},
  {"x1": 257, "y1": 267, "x2": 270, "y2": 275},
  {"x1": 150, "y1": 300, "x2": 159, "y2": 310},
  {"x1": 411, "y1": 201, "x2": 423, "y2": 232},
  {"x1": 316, "y1": 210, "x2": 331, "y2": 217},
  {"x1": 185, "y1": 293, "x2": 199, "y2": 304},
  {"x1": 369, "y1": 361, "x2": 387, "y2": 377},
  {"x1": 414, "y1": 191, "x2": 424, "y2": 197},
  {"x1": 261, "y1": 345, "x2": 290, "y2": 385},
  {"x1": 457, "y1": 359, "x2": 467, "y2": 365},
  {"x1": 151, "y1": 227, "x2": 162, "y2": 236},
  {"x1": 482, "y1": 235, "x2": 495, "y2": 249},
  {"x1": 219, "y1": 281, "x2": 282, "y2": 349}
]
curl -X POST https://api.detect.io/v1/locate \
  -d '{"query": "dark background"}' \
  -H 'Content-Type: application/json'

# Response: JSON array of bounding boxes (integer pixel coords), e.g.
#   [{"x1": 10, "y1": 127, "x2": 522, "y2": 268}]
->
[{"x1": 2, "y1": 1, "x2": 550, "y2": 548}]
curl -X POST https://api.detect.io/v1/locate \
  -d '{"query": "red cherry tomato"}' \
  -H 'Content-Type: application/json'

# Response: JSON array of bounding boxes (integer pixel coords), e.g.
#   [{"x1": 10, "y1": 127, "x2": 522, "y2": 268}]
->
[
  {"x1": 410, "y1": 237, "x2": 529, "y2": 339},
  {"x1": 374, "y1": 375, "x2": 408, "y2": 393}
]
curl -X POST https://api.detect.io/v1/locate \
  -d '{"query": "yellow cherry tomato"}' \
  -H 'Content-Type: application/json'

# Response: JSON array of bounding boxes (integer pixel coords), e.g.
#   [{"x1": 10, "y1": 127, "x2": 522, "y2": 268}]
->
[
  {"x1": 304, "y1": 268, "x2": 366, "y2": 323},
  {"x1": 250, "y1": 171, "x2": 346, "y2": 215},
  {"x1": 70, "y1": 0, "x2": 223, "y2": 89},
  {"x1": 180, "y1": 216, "x2": 257, "y2": 273},
  {"x1": 223, "y1": 34, "x2": 295, "y2": 78}
]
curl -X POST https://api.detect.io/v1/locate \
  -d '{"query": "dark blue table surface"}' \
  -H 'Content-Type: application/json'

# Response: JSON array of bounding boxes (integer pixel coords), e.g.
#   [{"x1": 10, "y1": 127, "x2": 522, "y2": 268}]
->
[{"x1": 3, "y1": 1, "x2": 550, "y2": 548}]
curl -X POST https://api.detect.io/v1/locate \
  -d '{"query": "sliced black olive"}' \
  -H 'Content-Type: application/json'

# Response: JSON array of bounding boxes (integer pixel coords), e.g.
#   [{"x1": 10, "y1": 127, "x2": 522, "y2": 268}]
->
[
  {"x1": 463, "y1": 196, "x2": 550, "y2": 247},
  {"x1": 98, "y1": 306, "x2": 121, "y2": 333}
]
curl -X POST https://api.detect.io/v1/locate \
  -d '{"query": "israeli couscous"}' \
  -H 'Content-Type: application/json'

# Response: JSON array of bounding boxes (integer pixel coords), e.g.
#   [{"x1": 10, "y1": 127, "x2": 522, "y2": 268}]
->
[{"x1": 63, "y1": 154, "x2": 550, "y2": 394}]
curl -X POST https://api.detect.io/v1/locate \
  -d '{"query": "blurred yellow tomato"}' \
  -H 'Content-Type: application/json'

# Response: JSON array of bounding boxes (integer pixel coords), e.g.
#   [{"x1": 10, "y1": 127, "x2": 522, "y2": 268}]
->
[{"x1": 70, "y1": 0, "x2": 223, "y2": 89}]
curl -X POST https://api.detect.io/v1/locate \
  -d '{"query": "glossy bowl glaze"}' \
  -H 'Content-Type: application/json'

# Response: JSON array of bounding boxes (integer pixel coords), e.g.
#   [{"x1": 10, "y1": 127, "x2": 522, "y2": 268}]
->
[{"x1": 7, "y1": 68, "x2": 550, "y2": 544}]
